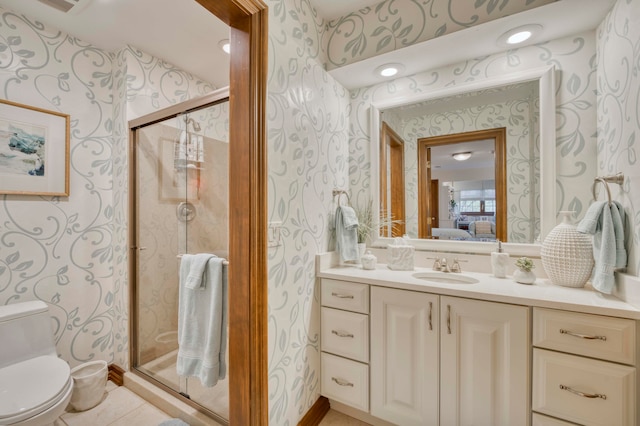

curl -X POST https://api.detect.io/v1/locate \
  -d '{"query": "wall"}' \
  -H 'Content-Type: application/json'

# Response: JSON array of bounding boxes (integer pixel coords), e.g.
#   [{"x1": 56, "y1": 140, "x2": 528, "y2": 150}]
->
[
  {"x1": 597, "y1": 0, "x2": 640, "y2": 276},
  {"x1": 266, "y1": 0, "x2": 350, "y2": 424},
  {"x1": 0, "y1": 6, "x2": 215, "y2": 368},
  {"x1": 323, "y1": 0, "x2": 554, "y2": 69},
  {"x1": 350, "y1": 31, "x2": 598, "y2": 230}
]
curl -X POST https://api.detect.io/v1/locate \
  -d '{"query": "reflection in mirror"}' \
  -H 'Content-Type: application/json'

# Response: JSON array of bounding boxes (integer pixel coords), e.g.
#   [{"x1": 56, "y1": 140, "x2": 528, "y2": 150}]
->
[
  {"x1": 417, "y1": 128, "x2": 507, "y2": 242},
  {"x1": 380, "y1": 122, "x2": 406, "y2": 237},
  {"x1": 378, "y1": 78, "x2": 542, "y2": 244}
]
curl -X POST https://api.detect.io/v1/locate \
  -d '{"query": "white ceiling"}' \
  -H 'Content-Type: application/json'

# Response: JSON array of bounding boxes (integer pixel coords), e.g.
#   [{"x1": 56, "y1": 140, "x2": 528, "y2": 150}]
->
[{"x1": 0, "y1": 0, "x2": 231, "y2": 88}]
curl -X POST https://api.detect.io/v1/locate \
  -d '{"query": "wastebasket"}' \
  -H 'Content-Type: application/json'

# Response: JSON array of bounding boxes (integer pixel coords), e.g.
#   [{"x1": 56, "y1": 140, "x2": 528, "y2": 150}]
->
[{"x1": 68, "y1": 360, "x2": 108, "y2": 411}]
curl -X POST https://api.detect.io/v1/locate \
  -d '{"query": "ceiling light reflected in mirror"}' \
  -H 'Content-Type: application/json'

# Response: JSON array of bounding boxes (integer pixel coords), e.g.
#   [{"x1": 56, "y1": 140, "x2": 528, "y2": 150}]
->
[
  {"x1": 452, "y1": 152, "x2": 472, "y2": 161},
  {"x1": 219, "y1": 39, "x2": 230, "y2": 54}
]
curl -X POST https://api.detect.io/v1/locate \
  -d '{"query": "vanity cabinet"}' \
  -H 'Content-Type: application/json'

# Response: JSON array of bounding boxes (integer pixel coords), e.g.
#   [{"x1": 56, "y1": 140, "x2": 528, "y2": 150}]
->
[
  {"x1": 320, "y1": 279, "x2": 370, "y2": 411},
  {"x1": 440, "y1": 295, "x2": 530, "y2": 426},
  {"x1": 369, "y1": 286, "x2": 529, "y2": 426},
  {"x1": 370, "y1": 287, "x2": 439, "y2": 426},
  {"x1": 532, "y1": 307, "x2": 638, "y2": 426}
]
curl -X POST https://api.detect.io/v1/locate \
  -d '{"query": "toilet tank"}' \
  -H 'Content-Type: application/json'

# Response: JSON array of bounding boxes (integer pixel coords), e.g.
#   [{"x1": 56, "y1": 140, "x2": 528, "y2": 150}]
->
[{"x1": 0, "y1": 301, "x2": 58, "y2": 369}]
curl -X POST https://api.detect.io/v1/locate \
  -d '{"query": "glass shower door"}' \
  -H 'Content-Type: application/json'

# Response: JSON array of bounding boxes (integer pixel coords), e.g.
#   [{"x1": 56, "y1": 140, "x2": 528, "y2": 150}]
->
[{"x1": 132, "y1": 99, "x2": 229, "y2": 422}]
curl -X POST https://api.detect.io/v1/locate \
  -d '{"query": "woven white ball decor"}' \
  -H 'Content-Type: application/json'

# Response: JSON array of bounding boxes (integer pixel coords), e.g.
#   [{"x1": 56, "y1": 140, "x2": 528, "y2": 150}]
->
[{"x1": 541, "y1": 211, "x2": 594, "y2": 288}]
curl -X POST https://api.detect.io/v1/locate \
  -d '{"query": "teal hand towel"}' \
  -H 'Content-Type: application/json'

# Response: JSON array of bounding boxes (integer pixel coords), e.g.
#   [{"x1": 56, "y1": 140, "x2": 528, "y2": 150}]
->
[
  {"x1": 335, "y1": 205, "x2": 359, "y2": 261},
  {"x1": 577, "y1": 201, "x2": 627, "y2": 294}
]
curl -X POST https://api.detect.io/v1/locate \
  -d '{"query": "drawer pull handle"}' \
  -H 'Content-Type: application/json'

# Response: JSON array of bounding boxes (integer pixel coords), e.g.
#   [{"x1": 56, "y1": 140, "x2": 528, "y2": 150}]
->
[
  {"x1": 332, "y1": 377, "x2": 354, "y2": 387},
  {"x1": 331, "y1": 330, "x2": 354, "y2": 338},
  {"x1": 331, "y1": 292, "x2": 354, "y2": 299},
  {"x1": 428, "y1": 301, "x2": 433, "y2": 331},
  {"x1": 559, "y1": 384, "x2": 606, "y2": 400},
  {"x1": 447, "y1": 305, "x2": 451, "y2": 334},
  {"x1": 559, "y1": 329, "x2": 607, "y2": 341}
]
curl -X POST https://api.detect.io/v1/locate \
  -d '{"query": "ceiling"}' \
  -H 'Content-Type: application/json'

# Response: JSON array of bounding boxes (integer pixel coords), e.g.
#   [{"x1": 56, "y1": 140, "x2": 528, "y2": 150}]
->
[{"x1": 0, "y1": 0, "x2": 616, "y2": 91}]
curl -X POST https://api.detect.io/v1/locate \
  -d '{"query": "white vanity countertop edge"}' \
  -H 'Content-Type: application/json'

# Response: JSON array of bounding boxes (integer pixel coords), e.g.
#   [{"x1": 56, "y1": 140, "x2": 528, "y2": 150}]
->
[{"x1": 317, "y1": 264, "x2": 640, "y2": 320}]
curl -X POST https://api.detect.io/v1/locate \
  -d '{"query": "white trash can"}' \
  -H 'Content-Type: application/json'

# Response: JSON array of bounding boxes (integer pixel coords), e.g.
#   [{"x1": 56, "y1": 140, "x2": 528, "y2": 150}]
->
[{"x1": 68, "y1": 360, "x2": 108, "y2": 411}]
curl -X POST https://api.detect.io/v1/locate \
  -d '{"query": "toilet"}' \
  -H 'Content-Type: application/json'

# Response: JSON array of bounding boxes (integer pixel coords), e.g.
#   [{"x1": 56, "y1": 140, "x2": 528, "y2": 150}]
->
[{"x1": 0, "y1": 301, "x2": 73, "y2": 426}]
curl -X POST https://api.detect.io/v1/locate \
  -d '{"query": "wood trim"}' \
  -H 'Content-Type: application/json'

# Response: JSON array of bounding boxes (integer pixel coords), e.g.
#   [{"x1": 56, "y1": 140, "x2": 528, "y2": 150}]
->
[
  {"x1": 193, "y1": 1, "x2": 269, "y2": 425},
  {"x1": 380, "y1": 122, "x2": 406, "y2": 237},
  {"x1": 297, "y1": 396, "x2": 330, "y2": 426},
  {"x1": 417, "y1": 128, "x2": 507, "y2": 241},
  {"x1": 108, "y1": 364, "x2": 125, "y2": 386}
]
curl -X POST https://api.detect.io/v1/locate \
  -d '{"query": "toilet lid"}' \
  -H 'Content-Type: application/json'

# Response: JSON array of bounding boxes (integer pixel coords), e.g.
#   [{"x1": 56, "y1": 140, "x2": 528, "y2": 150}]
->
[{"x1": 0, "y1": 355, "x2": 71, "y2": 422}]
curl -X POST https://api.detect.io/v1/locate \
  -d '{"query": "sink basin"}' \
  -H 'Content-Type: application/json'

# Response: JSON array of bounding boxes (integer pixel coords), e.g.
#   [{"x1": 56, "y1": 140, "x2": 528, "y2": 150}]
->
[{"x1": 411, "y1": 272, "x2": 479, "y2": 284}]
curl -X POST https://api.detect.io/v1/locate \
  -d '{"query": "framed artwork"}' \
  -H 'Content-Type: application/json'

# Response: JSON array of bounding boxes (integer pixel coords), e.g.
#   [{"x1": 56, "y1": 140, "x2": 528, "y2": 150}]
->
[
  {"x1": 0, "y1": 99, "x2": 70, "y2": 196},
  {"x1": 158, "y1": 136, "x2": 200, "y2": 202}
]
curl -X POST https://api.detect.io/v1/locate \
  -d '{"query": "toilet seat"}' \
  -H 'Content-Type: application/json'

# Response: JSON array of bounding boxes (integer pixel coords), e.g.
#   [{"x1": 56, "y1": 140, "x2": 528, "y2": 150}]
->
[{"x1": 0, "y1": 356, "x2": 72, "y2": 425}]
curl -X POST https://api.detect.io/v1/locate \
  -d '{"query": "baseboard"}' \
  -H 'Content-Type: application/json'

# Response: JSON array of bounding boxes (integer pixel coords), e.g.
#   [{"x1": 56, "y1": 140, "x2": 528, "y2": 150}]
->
[
  {"x1": 298, "y1": 396, "x2": 330, "y2": 426},
  {"x1": 108, "y1": 364, "x2": 125, "y2": 386}
]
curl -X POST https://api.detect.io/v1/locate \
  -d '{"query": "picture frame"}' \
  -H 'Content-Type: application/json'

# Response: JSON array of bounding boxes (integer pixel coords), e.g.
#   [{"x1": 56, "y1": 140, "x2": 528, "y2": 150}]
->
[
  {"x1": 0, "y1": 99, "x2": 70, "y2": 196},
  {"x1": 158, "y1": 136, "x2": 200, "y2": 202}
]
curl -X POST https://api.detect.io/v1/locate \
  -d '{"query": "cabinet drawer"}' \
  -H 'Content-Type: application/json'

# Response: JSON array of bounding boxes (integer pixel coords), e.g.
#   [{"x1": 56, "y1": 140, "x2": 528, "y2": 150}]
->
[
  {"x1": 532, "y1": 413, "x2": 578, "y2": 426},
  {"x1": 533, "y1": 308, "x2": 636, "y2": 365},
  {"x1": 321, "y1": 279, "x2": 369, "y2": 313},
  {"x1": 321, "y1": 353, "x2": 369, "y2": 412},
  {"x1": 321, "y1": 307, "x2": 369, "y2": 362},
  {"x1": 532, "y1": 349, "x2": 636, "y2": 426}
]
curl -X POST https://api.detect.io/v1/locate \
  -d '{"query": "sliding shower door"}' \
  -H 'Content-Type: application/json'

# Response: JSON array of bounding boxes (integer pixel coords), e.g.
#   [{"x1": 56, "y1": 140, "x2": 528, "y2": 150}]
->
[{"x1": 131, "y1": 93, "x2": 229, "y2": 423}]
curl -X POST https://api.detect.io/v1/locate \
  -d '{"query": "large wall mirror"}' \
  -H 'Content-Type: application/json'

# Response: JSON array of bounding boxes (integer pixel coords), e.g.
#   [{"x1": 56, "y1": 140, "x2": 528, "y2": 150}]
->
[{"x1": 370, "y1": 66, "x2": 556, "y2": 254}]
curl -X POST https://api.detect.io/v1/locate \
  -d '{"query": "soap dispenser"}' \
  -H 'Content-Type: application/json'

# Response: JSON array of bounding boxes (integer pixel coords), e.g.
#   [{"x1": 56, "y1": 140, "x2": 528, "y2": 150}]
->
[{"x1": 491, "y1": 240, "x2": 509, "y2": 278}]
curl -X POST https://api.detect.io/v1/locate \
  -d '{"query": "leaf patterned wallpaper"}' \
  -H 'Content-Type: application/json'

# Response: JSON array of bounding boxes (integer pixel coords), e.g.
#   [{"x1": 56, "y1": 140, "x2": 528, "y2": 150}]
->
[
  {"x1": 597, "y1": 0, "x2": 640, "y2": 276},
  {"x1": 323, "y1": 0, "x2": 555, "y2": 69},
  {"x1": 0, "y1": 6, "x2": 214, "y2": 369}
]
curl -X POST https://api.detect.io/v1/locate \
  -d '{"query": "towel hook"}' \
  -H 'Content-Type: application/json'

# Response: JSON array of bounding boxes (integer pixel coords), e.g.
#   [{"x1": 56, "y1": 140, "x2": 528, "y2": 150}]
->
[
  {"x1": 591, "y1": 173, "x2": 624, "y2": 206},
  {"x1": 332, "y1": 189, "x2": 350, "y2": 206}
]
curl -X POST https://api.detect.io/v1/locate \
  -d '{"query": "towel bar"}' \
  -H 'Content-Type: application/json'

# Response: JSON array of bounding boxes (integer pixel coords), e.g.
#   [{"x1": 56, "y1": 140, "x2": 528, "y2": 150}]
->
[
  {"x1": 332, "y1": 188, "x2": 351, "y2": 206},
  {"x1": 176, "y1": 254, "x2": 229, "y2": 265},
  {"x1": 592, "y1": 173, "x2": 624, "y2": 206}
]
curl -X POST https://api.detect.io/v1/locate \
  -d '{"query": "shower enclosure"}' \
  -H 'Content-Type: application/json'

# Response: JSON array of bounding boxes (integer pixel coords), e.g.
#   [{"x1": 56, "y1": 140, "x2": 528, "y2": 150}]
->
[{"x1": 129, "y1": 89, "x2": 230, "y2": 424}]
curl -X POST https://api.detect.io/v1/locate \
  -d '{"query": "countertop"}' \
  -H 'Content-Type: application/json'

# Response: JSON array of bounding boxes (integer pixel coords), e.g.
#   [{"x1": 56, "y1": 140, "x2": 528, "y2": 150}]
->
[{"x1": 318, "y1": 264, "x2": 640, "y2": 320}]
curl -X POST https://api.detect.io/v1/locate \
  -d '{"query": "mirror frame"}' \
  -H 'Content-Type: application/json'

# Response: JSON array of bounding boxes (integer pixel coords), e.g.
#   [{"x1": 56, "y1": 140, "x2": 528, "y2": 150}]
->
[{"x1": 369, "y1": 65, "x2": 556, "y2": 256}]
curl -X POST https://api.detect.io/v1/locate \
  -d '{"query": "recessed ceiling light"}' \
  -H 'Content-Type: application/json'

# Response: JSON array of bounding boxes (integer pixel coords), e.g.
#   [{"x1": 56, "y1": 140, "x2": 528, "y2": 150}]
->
[
  {"x1": 497, "y1": 24, "x2": 542, "y2": 47},
  {"x1": 452, "y1": 152, "x2": 472, "y2": 161},
  {"x1": 219, "y1": 39, "x2": 230, "y2": 54},
  {"x1": 375, "y1": 63, "x2": 404, "y2": 78}
]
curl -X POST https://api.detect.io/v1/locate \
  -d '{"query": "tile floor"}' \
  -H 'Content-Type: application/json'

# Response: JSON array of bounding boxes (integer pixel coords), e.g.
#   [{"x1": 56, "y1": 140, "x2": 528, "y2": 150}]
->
[
  {"x1": 55, "y1": 381, "x2": 369, "y2": 426},
  {"x1": 56, "y1": 381, "x2": 174, "y2": 426}
]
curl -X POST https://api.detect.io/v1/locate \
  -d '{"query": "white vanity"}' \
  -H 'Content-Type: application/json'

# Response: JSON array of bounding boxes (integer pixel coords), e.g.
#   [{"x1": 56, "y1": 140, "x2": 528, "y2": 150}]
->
[{"x1": 317, "y1": 261, "x2": 639, "y2": 426}]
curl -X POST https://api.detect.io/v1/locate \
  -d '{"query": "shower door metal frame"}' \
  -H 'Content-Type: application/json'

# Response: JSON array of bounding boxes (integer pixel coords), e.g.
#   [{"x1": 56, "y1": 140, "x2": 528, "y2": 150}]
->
[{"x1": 129, "y1": 88, "x2": 229, "y2": 424}]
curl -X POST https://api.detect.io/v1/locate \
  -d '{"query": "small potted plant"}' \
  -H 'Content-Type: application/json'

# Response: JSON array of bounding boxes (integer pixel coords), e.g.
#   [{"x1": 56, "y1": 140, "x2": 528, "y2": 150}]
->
[{"x1": 514, "y1": 257, "x2": 536, "y2": 285}]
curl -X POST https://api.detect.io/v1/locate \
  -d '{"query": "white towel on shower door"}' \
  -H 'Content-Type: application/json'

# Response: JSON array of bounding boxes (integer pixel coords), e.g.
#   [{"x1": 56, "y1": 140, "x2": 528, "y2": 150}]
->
[{"x1": 177, "y1": 254, "x2": 228, "y2": 387}]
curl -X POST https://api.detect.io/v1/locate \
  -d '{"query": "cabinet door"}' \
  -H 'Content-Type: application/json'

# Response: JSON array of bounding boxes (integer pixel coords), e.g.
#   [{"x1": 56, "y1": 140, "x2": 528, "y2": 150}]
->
[
  {"x1": 440, "y1": 296, "x2": 530, "y2": 426},
  {"x1": 370, "y1": 287, "x2": 439, "y2": 426}
]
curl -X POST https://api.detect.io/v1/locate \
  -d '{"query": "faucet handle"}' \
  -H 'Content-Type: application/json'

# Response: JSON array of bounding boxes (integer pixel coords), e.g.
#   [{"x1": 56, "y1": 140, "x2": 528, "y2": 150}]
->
[
  {"x1": 450, "y1": 257, "x2": 467, "y2": 273},
  {"x1": 428, "y1": 257, "x2": 442, "y2": 270}
]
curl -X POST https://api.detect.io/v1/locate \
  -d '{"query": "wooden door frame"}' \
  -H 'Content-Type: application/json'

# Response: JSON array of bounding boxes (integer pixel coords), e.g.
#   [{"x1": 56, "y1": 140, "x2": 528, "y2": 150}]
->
[
  {"x1": 417, "y1": 128, "x2": 507, "y2": 241},
  {"x1": 379, "y1": 122, "x2": 406, "y2": 237},
  {"x1": 189, "y1": 1, "x2": 269, "y2": 424}
]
